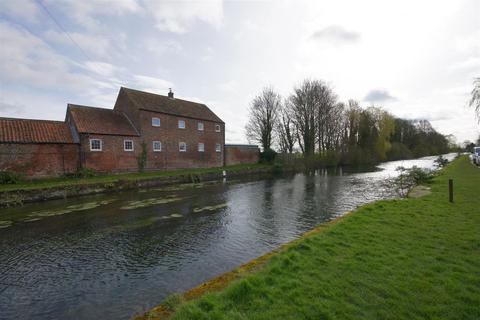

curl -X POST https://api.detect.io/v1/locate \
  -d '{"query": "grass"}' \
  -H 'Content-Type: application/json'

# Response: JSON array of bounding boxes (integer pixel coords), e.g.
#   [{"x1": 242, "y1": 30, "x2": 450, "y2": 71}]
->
[
  {"x1": 144, "y1": 156, "x2": 480, "y2": 320},
  {"x1": 0, "y1": 163, "x2": 270, "y2": 192}
]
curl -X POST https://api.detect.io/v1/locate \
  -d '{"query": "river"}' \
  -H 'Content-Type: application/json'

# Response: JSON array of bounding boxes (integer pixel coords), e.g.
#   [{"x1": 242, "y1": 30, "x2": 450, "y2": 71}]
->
[{"x1": 0, "y1": 154, "x2": 456, "y2": 320}]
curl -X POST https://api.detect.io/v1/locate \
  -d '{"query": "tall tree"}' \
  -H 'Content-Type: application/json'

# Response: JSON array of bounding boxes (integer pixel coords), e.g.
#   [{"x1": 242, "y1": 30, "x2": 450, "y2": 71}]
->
[
  {"x1": 289, "y1": 80, "x2": 319, "y2": 156},
  {"x1": 470, "y1": 77, "x2": 480, "y2": 121},
  {"x1": 276, "y1": 100, "x2": 296, "y2": 153},
  {"x1": 245, "y1": 87, "x2": 281, "y2": 150}
]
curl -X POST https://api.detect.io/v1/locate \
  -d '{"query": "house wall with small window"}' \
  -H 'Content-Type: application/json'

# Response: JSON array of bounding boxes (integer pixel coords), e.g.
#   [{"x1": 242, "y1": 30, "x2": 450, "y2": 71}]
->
[
  {"x1": 137, "y1": 110, "x2": 224, "y2": 170},
  {"x1": 78, "y1": 134, "x2": 141, "y2": 172}
]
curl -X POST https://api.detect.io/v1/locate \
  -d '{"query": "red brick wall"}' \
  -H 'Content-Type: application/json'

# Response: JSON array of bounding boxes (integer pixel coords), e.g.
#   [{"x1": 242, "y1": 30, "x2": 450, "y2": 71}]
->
[
  {"x1": 0, "y1": 143, "x2": 79, "y2": 178},
  {"x1": 225, "y1": 145, "x2": 260, "y2": 166},
  {"x1": 138, "y1": 110, "x2": 224, "y2": 169},
  {"x1": 79, "y1": 134, "x2": 141, "y2": 173}
]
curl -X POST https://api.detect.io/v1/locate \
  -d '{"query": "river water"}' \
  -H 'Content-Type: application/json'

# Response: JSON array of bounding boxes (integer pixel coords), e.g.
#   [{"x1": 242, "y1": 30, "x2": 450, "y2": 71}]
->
[{"x1": 0, "y1": 154, "x2": 456, "y2": 320}]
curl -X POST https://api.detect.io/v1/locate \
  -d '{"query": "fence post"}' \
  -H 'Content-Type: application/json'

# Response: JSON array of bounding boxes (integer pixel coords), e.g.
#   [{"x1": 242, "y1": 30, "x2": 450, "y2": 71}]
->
[{"x1": 448, "y1": 179, "x2": 454, "y2": 203}]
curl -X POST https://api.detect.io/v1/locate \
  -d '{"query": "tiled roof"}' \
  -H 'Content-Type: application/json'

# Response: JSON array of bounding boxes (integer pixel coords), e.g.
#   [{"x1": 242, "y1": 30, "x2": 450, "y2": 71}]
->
[
  {"x1": 0, "y1": 118, "x2": 76, "y2": 144},
  {"x1": 120, "y1": 87, "x2": 224, "y2": 123},
  {"x1": 68, "y1": 104, "x2": 139, "y2": 136}
]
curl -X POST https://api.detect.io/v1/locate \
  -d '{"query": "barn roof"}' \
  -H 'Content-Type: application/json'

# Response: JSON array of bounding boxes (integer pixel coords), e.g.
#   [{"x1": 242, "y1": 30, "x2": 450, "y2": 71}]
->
[
  {"x1": 0, "y1": 117, "x2": 76, "y2": 144},
  {"x1": 67, "y1": 104, "x2": 139, "y2": 136},
  {"x1": 119, "y1": 87, "x2": 224, "y2": 123}
]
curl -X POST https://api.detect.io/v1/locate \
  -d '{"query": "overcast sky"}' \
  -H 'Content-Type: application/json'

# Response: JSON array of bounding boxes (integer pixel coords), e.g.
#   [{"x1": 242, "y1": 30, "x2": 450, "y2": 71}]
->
[{"x1": 1, "y1": 0, "x2": 479, "y2": 144}]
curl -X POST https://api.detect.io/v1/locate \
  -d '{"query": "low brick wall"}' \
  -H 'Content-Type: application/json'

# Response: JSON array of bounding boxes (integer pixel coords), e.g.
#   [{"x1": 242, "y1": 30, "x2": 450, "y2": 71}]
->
[
  {"x1": 0, "y1": 143, "x2": 79, "y2": 178},
  {"x1": 225, "y1": 144, "x2": 260, "y2": 166}
]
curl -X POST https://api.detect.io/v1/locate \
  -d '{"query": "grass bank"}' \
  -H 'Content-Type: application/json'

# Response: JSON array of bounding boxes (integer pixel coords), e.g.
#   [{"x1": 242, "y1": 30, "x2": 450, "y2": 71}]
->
[
  {"x1": 0, "y1": 164, "x2": 270, "y2": 193},
  {"x1": 140, "y1": 156, "x2": 480, "y2": 319}
]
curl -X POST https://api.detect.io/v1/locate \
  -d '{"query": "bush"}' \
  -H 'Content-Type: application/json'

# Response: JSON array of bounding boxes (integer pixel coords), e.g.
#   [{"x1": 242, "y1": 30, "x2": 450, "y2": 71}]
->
[
  {"x1": 260, "y1": 148, "x2": 277, "y2": 164},
  {"x1": 391, "y1": 166, "x2": 434, "y2": 197},
  {"x1": 65, "y1": 167, "x2": 97, "y2": 179},
  {"x1": 0, "y1": 171, "x2": 23, "y2": 184},
  {"x1": 434, "y1": 155, "x2": 449, "y2": 168}
]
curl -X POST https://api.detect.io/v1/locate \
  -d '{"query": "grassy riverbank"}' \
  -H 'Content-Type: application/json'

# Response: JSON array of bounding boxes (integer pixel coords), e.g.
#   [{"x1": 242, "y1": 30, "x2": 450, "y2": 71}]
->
[
  {"x1": 0, "y1": 163, "x2": 270, "y2": 193},
  {"x1": 141, "y1": 156, "x2": 480, "y2": 319}
]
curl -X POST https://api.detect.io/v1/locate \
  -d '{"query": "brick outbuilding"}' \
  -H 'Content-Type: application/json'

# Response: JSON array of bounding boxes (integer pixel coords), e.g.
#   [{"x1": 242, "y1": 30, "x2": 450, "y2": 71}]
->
[{"x1": 0, "y1": 118, "x2": 79, "y2": 177}]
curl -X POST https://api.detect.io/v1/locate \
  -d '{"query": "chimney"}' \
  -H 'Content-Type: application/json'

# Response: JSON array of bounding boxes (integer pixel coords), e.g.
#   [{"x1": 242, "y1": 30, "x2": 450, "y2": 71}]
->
[{"x1": 168, "y1": 88, "x2": 174, "y2": 99}]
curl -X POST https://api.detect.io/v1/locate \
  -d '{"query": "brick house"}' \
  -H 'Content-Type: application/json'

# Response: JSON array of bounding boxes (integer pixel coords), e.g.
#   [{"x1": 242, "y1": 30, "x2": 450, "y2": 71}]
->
[{"x1": 0, "y1": 87, "x2": 233, "y2": 177}]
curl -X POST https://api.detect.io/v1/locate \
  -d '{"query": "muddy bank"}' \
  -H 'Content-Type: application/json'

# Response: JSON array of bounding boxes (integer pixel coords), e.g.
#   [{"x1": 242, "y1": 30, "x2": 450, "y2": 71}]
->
[{"x1": 0, "y1": 167, "x2": 274, "y2": 208}]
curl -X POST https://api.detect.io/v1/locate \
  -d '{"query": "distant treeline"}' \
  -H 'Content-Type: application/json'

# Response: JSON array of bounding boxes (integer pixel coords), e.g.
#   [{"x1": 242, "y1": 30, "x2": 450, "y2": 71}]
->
[{"x1": 245, "y1": 79, "x2": 450, "y2": 166}]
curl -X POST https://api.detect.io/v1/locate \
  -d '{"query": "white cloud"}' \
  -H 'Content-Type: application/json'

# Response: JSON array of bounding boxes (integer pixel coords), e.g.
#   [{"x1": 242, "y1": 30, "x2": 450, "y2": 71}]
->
[
  {"x1": 45, "y1": 0, "x2": 141, "y2": 29},
  {"x1": 133, "y1": 75, "x2": 173, "y2": 94},
  {"x1": 0, "y1": 21, "x2": 91, "y2": 89},
  {"x1": 0, "y1": 0, "x2": 40, "y2": 23},
  {"x1": 143, "y1": 0, "x2": 223, "y2": 33},
  {"x1": 310, "y1": 25, "x2": 360, "y2": 44},
  {"x1": 44, "y1": 29, "x2": 113, "y2": 58}
]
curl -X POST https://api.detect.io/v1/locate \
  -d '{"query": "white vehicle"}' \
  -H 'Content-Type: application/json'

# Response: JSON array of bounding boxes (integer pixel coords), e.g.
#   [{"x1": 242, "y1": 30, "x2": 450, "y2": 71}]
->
[{"x1": 473, "y1": 146, "x2": 480, "y2": 166}]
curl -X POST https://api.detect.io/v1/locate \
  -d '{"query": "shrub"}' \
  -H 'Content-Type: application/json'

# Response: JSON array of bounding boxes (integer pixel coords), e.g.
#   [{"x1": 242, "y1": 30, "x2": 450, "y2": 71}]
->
[
  {"x1": 390, "y1": 166, "x2": 434, "y2": 198},
  {"x1": 137, "y1": 142, "x2": 148, "y2": 172},
  {"x1": 260, "y1": 148, "x2": 277, "y2": 164},
  {"x1": 434, "y1": 155, "x2": 449, "y2": 168},
  {"x1": 65, "y1": 167, "x2": 97, "y2": 178},
  {"x1": 0, "y1": 171, "x2": 23, "y2": 184}
]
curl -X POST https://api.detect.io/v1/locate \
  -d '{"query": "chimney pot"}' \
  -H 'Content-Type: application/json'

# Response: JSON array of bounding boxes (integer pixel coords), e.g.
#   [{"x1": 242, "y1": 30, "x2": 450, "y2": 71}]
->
[{"x1": 168, "y1": 88, "x2": 174, "y2": 99}]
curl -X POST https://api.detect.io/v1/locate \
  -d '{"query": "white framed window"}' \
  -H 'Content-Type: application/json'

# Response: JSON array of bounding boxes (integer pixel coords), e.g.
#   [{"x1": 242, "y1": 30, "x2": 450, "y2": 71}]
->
[
  {"x1": 198, "y1": 122, "x2": 204, "y2": 131},
  {"x1": 124, "y1": 140, "x2": 134, "y2": 151},
  {"x1": 178, "y1": 120, "x2": 185, "y2": 129},
  {"x1": 198, "y1": 143, "x2": 205, "y2": 152},
  {"x1": 152, "y1": 117, "x2": 161, "y2": 127},
  {"x1": 90, "y1": 139, "x2": 102, "y2": 151},
  {"x1": 179, "y1": 142, "x2": 187, "y2": 152},
  {"x1": 215, "y1": 124, "x2": 221, "y2": 132},
  {"x1": 215, "y1": 143, "x2": 221, "y2": 153},
  {"x1": 153, "y1": 141, "x2": 162, "y2": 152}
]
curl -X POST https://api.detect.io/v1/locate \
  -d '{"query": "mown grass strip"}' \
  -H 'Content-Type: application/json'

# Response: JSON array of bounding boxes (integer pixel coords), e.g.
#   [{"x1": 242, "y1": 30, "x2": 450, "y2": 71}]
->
[{"x1": 139, "y1": 156, "x2": 480, "y2": 320}]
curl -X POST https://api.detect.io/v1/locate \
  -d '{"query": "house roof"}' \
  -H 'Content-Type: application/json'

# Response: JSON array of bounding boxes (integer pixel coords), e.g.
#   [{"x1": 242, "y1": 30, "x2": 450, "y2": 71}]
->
[
  {"x1": 120, "y1": 87, "x2": 224, "y2": 123},
  {"x1": 0, "y1": 118, "x2": 76, "y2": 144},
  {"x1": 68, "y1": 104, "x2": 139, "y2": 136}
]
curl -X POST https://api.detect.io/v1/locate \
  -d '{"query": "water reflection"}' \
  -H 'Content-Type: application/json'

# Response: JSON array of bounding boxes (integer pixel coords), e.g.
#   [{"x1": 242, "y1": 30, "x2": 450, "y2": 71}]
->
[{"x1": 0, "y1": 154, "x2": 456, "y2": 320}]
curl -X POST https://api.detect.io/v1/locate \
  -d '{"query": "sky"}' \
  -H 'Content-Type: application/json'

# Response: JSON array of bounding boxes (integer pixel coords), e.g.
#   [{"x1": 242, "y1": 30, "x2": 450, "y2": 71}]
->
[{"x1": 0, "y1": 0, "x2": 479, "y2": 144}]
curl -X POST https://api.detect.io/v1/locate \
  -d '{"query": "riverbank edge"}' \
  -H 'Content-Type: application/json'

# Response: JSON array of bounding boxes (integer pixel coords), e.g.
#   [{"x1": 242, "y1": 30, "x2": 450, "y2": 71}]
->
[
  {"x1": 134, "y1": 212, "x2": 352, "y2": 320},
  {"x1": 0, "y1": 165, "x2": 274, "y2": 208},
  {"x1": 134, "y1": 156, "x2": 464, "y2": 320}
]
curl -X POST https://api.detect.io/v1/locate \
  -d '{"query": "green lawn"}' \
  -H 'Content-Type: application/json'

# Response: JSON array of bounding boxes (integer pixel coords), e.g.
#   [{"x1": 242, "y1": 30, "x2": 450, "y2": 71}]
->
[
  {"x1": 152, "y1": 156, "x2": 480, "y2": 319},
  {"x1": 0, "y1": 163, "x2": 270, "y2": 192}
]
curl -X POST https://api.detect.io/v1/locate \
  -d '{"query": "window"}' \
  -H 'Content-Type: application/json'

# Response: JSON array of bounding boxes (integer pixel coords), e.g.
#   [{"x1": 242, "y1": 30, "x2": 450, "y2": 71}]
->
[
  {"x1": 152, "y1": 117, "x2": 160, "y2": 127},
  {"x1": 178, "y1": 120, "x2": 185, "y2": 129},
  {"x1": 198, "y1": 143, "x2": 205, "y2": 152},
  {"x1": 215, "y1": 143, "x2": 221, "y2": 153},
  {"x1": 179, "y1": 142, "x2": 187, "y2": 152},
  {"x1": 198, "y1": 122, "x2": 204, "y2": 131},
  {"x1": 153, "y1": 141, "x2": 162, "y2": 152},
  {"x1": 124, "y1": 140, "x2": 134, "y2": 151},
  {"x1": 215, "y1": 124, "x2": 221, "y2": 132},
  {"x1": 90, "y1": 139, "x2": 102, "y2": 151}
]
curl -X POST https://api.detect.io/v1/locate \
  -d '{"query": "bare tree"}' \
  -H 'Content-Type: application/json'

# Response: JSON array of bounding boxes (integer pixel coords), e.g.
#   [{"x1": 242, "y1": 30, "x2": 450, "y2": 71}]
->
[
  {"x1": 289, "y1": 80, "x2": 319, "y2": 156},
  {"x1": 276, "y1": 100, "x2": 296, "y2": 153},
  {"x1": 470, "y1": 77, "x2": 480, "y2": 121},
  {"x1": 315, "y1": 82, "x2": 338, "y2": 152},
  {"x1": 245, "y1": 87, "x2": 281, "y2": 150}
]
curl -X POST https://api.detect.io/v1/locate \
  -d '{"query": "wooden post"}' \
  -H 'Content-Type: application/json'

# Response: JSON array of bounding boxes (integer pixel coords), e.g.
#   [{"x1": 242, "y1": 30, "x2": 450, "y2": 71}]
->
[{"x1": 449, "y1": 179, "x2": 453, "y2": 203}]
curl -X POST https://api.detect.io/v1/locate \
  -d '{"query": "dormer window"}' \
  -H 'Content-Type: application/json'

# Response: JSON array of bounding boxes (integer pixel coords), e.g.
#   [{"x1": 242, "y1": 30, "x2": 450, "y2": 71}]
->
[
  {"x1": 152, "y1": 117, "x2": 160, "y2": 127},
  {"x1": 178, "y1": 120, "x2": 185, "y2": 129},
  {"x1": 215, "y1": 124, "x2": 221, "y2": 132},
  {"x1": 198, "y1": 122, "x2": 204, "y2": 131}
]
